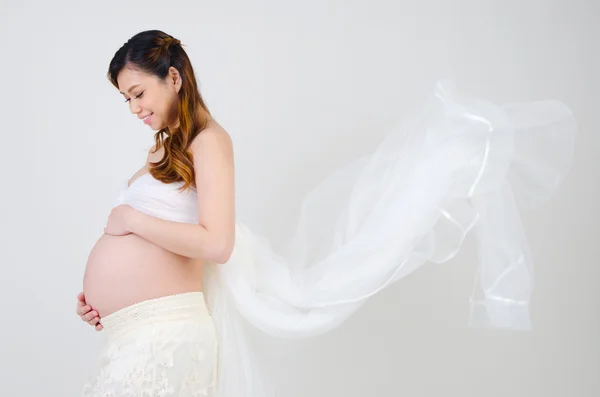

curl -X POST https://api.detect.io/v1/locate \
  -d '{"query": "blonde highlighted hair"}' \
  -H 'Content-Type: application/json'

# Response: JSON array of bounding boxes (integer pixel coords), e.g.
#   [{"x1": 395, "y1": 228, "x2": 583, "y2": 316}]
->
[{"x1": 108, "y1": 30, "x2": 210, "y2": 192}]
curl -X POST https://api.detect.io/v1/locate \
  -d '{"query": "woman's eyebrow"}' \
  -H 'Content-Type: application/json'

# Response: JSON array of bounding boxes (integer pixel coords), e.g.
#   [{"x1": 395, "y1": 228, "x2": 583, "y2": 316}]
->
[{"x1": 119, "y1": 84, "x2": 141, "y2": 95}]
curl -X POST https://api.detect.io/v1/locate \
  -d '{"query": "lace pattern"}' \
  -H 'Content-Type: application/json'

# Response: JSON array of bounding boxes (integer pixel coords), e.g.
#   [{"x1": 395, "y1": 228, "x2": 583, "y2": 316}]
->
[{"x1": 82, "y1": 293, "x2": 218, "y2": 397}]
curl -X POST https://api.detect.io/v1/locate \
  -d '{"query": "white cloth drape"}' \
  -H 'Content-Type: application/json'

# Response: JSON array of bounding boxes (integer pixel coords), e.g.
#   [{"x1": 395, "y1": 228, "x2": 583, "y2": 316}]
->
[{"x1": 203, "y1": 80, "x2": 576, "y2": 396}]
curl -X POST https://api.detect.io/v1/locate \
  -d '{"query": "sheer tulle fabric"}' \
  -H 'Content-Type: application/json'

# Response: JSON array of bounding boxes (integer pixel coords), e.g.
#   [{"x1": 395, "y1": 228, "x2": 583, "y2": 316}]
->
[{"x1": 199, "y1": 80, "x2": 576, "y2": 396}]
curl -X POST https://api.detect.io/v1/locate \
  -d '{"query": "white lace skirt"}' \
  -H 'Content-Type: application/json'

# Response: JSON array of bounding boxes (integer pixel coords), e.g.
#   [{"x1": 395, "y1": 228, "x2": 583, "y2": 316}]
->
[{"x1": 81, "y1": 292, "x2": 218, "y2": 397}]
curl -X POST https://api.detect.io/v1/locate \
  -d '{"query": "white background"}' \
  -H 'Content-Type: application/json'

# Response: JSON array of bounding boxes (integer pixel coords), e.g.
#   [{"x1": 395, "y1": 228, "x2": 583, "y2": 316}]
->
[{"x1": 0, "y1": 0, "x2": 598, "y2": 396}]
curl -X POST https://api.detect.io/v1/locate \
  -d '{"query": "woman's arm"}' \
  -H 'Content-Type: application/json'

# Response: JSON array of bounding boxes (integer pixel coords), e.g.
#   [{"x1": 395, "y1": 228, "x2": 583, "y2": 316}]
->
[
  {"x1": 124, "y1": 127, "x2": 235, "y2": 263},
  {"x1": 125, "y1": 211, "x2": 231, "y2": 263}
]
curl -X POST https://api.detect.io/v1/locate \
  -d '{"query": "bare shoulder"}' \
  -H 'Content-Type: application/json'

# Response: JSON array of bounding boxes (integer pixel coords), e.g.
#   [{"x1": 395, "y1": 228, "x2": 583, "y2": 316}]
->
[{"x1": 189, "y1": 120, "x2": 233, "y2": 158}]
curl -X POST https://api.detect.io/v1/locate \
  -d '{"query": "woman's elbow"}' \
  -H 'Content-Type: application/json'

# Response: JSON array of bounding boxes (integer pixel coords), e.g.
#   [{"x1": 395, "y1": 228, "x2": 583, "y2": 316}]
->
[
  {"x1": 214, "y1": 247, "x2": 233, "y2": 264},
  {"x1": 213, "y1": 236, "x2": 235, "y2": 264}
]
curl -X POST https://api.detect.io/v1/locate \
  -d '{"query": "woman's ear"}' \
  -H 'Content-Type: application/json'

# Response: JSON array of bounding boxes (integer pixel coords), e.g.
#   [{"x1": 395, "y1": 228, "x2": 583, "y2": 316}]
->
[{"x1": 168, "y1": 66, "x2": 182, "y2": 93}]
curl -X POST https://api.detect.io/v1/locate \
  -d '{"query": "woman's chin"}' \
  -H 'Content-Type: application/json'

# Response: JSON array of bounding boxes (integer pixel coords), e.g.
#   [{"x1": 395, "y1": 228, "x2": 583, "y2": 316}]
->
[{"x1": 149, "y1": 119, "x2": 164, "y2": 131}]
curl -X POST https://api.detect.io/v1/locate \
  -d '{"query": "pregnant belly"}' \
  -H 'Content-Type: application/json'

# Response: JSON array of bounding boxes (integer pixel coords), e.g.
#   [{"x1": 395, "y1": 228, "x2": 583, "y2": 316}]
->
[{"x1": 83, "y1": 233, "x2": 204, "y2": 317}]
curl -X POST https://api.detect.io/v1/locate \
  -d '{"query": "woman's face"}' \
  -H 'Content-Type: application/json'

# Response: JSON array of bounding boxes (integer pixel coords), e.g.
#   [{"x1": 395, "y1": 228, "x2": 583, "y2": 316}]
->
[{"x1": 116, "y1": 66, "x2": 181, "y2": 130}]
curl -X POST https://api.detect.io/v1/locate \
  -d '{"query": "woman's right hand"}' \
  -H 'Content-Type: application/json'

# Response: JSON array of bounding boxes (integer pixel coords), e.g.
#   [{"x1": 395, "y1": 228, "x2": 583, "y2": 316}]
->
[{"x1": 76, "y1": 292, "x2": 103, "y2": 331}]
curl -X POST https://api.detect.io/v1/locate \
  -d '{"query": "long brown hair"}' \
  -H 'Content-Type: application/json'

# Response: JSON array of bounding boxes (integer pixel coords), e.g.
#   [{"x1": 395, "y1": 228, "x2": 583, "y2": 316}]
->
[{"x1": 107, "y1": 30, "x2": 210, "y2": 192}]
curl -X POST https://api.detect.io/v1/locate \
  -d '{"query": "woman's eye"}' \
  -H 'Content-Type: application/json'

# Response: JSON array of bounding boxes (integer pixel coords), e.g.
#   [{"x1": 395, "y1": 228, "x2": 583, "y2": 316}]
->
[{"x1": 124, "y1": 91, "x2": 144, "y2": 103}]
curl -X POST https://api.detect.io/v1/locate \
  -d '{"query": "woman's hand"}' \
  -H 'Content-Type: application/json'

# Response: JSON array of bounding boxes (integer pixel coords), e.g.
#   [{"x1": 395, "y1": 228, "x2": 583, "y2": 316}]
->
[
  {"x1": 104, "y1": 204, "x2": 134, "y2": 236},
  {"x1": 76, "y1": 292, "x2": 103, "y2": 331}
]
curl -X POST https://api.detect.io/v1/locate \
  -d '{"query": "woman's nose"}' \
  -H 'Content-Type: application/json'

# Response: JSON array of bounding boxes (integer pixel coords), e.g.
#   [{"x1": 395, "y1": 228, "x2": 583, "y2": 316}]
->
[{"x1": 129, "y1": 101, "x2": 141, "y2": 114}]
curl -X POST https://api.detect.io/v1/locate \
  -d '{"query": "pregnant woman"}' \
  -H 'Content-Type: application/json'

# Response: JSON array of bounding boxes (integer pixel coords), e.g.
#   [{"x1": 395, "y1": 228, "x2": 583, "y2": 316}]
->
[
  {"x1": 77, "y1": 29, "x2": 576, "y2": 397},
  {"x1": 78, "y1": 30, "x2": 233, "y2": 395}
]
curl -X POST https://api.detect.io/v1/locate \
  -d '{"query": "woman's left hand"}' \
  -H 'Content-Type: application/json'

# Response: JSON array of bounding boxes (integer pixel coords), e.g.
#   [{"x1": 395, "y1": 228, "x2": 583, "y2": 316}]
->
[{"x1": 104, "y1": 204, "x2": 134, "y2": 236}]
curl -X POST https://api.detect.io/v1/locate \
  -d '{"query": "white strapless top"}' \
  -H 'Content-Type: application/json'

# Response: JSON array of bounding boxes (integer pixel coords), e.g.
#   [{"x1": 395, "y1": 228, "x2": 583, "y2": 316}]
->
[{"x1": 112, "y1": 173, "x2": 198, "y2": 224}]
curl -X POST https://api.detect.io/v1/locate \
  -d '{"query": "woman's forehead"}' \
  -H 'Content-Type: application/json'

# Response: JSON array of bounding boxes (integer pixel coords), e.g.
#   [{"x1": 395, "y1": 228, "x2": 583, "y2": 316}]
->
[{"x1": 117, "y1": 68, "x2": 154, "y2": 92}]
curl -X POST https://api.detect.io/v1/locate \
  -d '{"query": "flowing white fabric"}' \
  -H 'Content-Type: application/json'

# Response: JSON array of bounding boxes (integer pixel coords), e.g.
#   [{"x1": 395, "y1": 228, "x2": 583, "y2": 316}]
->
[{"x1": 202, "y1": 79, "x2": 576, "y2": 396}]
